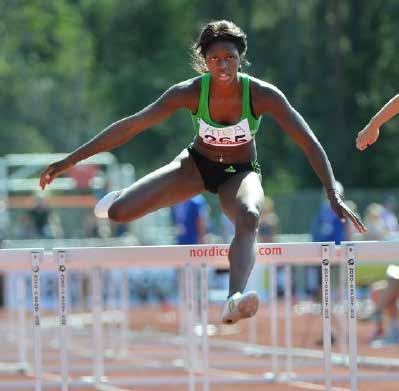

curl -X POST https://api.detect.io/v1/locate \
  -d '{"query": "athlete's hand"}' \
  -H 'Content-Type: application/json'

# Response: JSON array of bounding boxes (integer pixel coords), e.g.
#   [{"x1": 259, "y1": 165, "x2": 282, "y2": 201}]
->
[
  {"x1": 327, "y1": 190, "x2": 367, "y2": 234},
  {"x1": 356, "y1": 124, "x2": 380, "y2": 151},
  {"x1": 39, "y1": 158, "x2": 74, "y2": 190}
]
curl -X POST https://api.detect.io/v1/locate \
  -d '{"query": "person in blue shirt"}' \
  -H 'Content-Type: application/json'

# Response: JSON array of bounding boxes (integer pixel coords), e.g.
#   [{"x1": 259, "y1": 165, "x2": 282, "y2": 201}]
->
[
  {"x1": 171, "y1": 195, "x2": 209, "y2": 245},
  {"x1": 311, "y1": 181, "x2": 347, "y2": 244},
  {"x1": 311, "y1": 201, "x2": 345, "y2": 245}
]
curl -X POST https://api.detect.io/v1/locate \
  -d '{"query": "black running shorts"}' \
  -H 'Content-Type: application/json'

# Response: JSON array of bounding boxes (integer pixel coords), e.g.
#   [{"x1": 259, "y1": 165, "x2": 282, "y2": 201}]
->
[{"x1": 187, "y1": 143, "x2": 262, "y2": 193}]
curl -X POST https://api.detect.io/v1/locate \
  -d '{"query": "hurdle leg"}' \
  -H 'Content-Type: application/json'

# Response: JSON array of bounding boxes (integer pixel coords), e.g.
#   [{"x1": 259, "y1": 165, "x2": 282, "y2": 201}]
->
[
  {"x1": 107, "y1": 270, "x2": 118, "y2": 348},
  {"x1": 193, "y1": 265, "x2": 202, "y2": 372},
  {"x1": 92, "y1": 267, "x2": 104, "y2": 384},
  {"x1": 284, "y1": 264, "x2": 293, "y2": 377},
  {"x1": 200, "y1": 263, "x2": 210, "y2": 391},
  {"x1": 120, "y1": 270, "x2": 129, "y2": 356},
  {"x1": 321, "y1": 244, "x2": 332, "y2": 390},
  {"x1": 346, "y1": 245, "x2": 358, "y2": 391},
  {"x1": 338, "y1": 249, "x2": 347, "y2": 359},
  {"x1": 269, "y1": 263, "x2": 278, "y2": 378},
  {"x1": 16, "y1": 273, "x2": 27, "y2": 371},
  {"x1": 31, "y1": 251, "x2": 43, "y2": 391},
  {"x1": 178, "y1": 267, "x2": 188, "y2": 365},
  {"x1": 184, "y1": 263, "x2": 195, "y2": 391},
  {"x1": 57, "y1": 251, "x2": 69, "y2": 391},
  {"x1": 179, "y1": 268, "x2": 186, "y2": 335},
  {"x1": 75, "y1": 272, "x2": 85, "y2": 312}
]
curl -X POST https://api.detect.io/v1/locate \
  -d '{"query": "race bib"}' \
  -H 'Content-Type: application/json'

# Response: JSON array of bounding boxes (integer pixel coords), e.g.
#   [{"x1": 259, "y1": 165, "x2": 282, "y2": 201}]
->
[{"x1": 198, "y1": 119, "x2": 253, "y2": 147}]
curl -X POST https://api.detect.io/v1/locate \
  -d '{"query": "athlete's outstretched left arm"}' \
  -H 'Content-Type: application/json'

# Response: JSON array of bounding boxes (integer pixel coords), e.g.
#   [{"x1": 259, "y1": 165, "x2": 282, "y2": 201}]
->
[
  {"x1": 254, "y1": 82, "x2": 366, "y2": 233},
  {"x1": 39, "y1": 80, "x2": 196, "y2": 190}
]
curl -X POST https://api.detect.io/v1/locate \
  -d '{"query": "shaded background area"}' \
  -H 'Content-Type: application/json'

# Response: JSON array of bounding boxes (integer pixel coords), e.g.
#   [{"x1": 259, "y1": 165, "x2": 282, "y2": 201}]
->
[{"x1": 2, "y1": 0, "x2": 399, "y2": 191}]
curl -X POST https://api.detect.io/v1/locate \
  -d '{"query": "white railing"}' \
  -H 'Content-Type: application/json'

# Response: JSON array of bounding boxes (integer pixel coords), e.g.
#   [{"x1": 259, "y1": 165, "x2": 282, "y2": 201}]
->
[{"x1": 0, "y1": 241, "x2": 399, "y2": 391}]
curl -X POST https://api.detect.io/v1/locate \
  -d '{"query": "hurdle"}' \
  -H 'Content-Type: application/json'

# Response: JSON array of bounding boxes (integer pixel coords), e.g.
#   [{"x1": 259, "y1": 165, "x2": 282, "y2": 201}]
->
[{"x1": 1, "y1": 241, "x2": 399, "y2": 390}]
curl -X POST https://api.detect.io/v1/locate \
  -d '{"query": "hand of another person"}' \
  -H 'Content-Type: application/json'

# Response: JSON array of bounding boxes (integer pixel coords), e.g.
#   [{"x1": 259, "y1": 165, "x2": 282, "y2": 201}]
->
[
  {"x1": 39, "y1": 158, "x2": 74, "y2": 190},
  {"x1": 356, "y1": 124, "x2": 380, "y2": 151},
  {"x1": 327, "y1": 190, "x2": 367, "y2": 234}
]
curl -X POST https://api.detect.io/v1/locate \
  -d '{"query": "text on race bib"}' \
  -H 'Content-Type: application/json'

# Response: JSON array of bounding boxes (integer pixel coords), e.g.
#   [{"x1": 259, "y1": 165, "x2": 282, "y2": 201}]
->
[{"x1": 198, "y1": 119, "x2": 253, "y2": 147}]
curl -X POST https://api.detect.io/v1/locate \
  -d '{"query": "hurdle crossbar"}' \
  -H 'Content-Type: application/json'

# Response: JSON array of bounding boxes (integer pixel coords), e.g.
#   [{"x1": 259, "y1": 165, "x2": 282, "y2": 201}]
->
[{"x1": 1, "y1": 241, "x2": 399, "y2": 391}]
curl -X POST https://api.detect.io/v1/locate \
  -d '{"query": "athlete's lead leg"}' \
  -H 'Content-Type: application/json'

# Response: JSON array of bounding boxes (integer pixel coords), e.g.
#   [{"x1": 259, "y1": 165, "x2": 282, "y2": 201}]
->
[{"x1": 95, "y1": 149, "x2": 205, "y2": 222}]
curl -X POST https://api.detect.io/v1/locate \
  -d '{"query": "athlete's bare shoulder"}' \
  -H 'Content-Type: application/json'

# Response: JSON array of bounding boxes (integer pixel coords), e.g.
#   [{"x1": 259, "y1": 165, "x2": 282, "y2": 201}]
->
[
  {"x1": 167, "y1": 76, "x2": 201, "y2": 113},
  {"x1": 248, "y1": 76, "x2": 284, "y2": 101},
  {"x1": 248, "y1": 75, "x2": 290, "y2": 117}
]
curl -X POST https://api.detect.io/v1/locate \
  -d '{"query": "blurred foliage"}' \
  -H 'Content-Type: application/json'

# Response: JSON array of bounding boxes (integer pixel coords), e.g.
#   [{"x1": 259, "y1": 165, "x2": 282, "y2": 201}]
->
[{"x1": 1, "y1": 0, "x2": 399, "y2": 190}]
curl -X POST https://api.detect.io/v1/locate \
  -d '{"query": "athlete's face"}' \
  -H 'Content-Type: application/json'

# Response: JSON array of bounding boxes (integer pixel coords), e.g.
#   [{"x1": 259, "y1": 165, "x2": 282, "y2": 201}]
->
[{"x1": 205, "y1": 41, "x2": 240, "y2": 84}]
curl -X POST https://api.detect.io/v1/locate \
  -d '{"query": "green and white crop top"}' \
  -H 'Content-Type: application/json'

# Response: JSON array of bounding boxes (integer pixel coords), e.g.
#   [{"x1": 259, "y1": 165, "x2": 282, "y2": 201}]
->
[{"x1": 191, "y1": 72, "x2": 262, "y2": 147}]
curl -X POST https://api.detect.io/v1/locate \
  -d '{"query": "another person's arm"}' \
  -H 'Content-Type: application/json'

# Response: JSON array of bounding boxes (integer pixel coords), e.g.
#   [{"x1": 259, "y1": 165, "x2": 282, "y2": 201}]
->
[
  {"x1": 40, "y1": 80, "x2": 197, "y2": 190},
  {"x1": 356, "y1": 94, "x2": 399, "y2": 151},
  {"x1": 254, "y1": 81, "x2": 366, "y2": 233}
]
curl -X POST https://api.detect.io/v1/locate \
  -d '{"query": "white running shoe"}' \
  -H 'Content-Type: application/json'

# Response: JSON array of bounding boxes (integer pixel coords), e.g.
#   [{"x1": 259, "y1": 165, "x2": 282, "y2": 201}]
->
[
  {"x1": 221, "y1": 291, "x2": 259, "y2": 324},
  {"x1": 94, "y1": 191, "x2": 120, "y2": 218}
]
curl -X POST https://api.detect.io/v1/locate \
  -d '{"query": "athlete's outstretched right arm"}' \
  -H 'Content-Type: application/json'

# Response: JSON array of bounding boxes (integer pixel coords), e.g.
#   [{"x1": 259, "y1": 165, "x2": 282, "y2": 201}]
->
[
  {"x1": 356, "y1": 94, "x2": 399, "y2": 151},
  {"x1": 39, "y1": 81, "x2": 197, "y2": 190}
]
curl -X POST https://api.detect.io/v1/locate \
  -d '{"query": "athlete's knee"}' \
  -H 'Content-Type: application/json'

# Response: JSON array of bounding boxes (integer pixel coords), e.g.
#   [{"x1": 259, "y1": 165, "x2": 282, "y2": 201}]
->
[
  {"x1": 108, "y1": 204, "x2": 125, "y2": 223},
  {"x1": 235, "y1": 205, "x2": 260, "y2": 233},
  {"x1": 108, "y1": 201, "x2": 132, "y2": 223}
]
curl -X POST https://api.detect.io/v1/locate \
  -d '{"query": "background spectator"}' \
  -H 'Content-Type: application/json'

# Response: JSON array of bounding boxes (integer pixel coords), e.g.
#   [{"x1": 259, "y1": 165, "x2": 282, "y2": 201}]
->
[
  {"x1": 256, "y1": 196, "x2": 281, "y2": 297},
  {"x1": 382, "y1": 196, "x2": 399, "y2": 238},
  {"x1": 369, "y1": 265, "x2": 399, "y2": 345},
  {"x1": 28, "y1": 194, "x2": 63, "y2": 239},
  {"x1": 364, "y1": 203, "x2": 389, "y2": 241},
  {"x1": 258, "y1": 196, "x2": 280, "y2": 243},
  {"x1": 171, "y1": 194, "x2": 209, "y2": 245},
  {"x1": 365, "y1": 198, "x2": 399, "y2": 344}
]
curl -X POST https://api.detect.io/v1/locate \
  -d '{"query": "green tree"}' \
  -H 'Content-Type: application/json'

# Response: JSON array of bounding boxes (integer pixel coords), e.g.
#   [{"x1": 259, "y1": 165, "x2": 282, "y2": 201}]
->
[
  {"x1": 0, "y1": 0, "x2": 95, "y2": 153},
  {"x1": 2, "y1": 0, "x2": 399, "y2": 190}
]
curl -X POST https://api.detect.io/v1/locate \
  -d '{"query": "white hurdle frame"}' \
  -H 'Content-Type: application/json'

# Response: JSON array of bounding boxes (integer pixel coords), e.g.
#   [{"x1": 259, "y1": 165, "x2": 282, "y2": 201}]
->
[
  {"x1": 269, "y1": 262, "x2": 278, "y2": 377},
  {"x1": 91, "y1": 267, "x2": 104, "y2": 384},
  {"x1": 0, "y1": 249, "x2": 45, "y2": 390},
  {"x1": 57, "y1": 251, "x2": 69, "y2": 391},
  {"x1": 321, "y1": 244, "x2": 332, "y2": 390},
  {"x1": 184, "y1": 263, "x2": 195, "y2": 391},
  {"x1": 346, "y1": 244, "x2": 358, "y2": 391},
  {"x1": 284, "y1": 264, "x2": 293, "y2": 377},
  {"x1": 16, "y1": 273, "x2": 27, "y2": 370},
  {"x1": 2, "y1": 241, "x2": 399, "y2": 389},
  {"x1": 200, "y1": 263, "x2": 210, "y2": 391},
  {"x1": 31, "y1": 251, "x2": 43, "y2": 391}
]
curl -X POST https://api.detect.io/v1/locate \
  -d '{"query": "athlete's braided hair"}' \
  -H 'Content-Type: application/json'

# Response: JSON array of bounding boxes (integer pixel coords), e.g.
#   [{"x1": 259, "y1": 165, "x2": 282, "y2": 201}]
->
[{"x1": 191, "y1": 20, "x2": 249, "y2": 74}]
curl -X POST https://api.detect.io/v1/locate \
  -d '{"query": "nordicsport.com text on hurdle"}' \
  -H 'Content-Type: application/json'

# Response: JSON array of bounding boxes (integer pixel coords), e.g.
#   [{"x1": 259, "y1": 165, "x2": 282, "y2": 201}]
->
[{"x1": 188, "y1": 245, "x2": 283, "y2": 258}]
